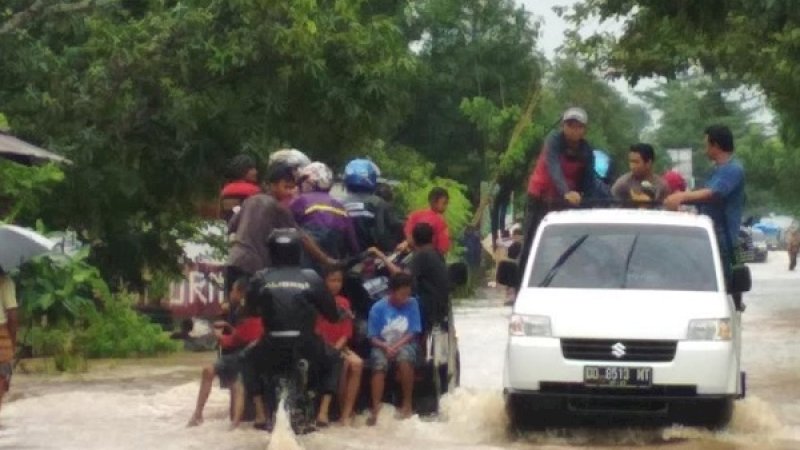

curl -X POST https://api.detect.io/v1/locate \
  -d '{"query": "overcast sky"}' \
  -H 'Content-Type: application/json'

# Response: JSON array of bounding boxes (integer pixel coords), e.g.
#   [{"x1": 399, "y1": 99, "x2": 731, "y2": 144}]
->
[
  {"x1": 516, "y1": 0, "x2": 651, "y2": 106},
  {"x1": 518, "y1": 0, "x2": 579, "y2": 59},
  {"x1": 516, "y1": 0, "x2": 774, "y2": 128}
]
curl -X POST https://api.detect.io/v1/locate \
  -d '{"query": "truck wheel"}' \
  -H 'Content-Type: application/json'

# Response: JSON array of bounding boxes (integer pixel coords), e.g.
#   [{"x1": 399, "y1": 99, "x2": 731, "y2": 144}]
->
[
  {"x1": 505, "y1": 394, "x2": 550, "y2": 431},
  {"x1": 671, "y1": 399, "x2": 734, "y2": 430},
  {"x1": 703, "y1": 399, "x2": 734, "y2": 430}
]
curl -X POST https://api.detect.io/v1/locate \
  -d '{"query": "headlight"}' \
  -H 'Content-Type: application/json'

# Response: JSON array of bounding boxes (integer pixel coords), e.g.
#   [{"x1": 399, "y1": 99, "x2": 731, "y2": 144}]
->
[
  {"x1": 509, "y1": 314, "x2": 551, "y2": 337},
  {"x1": 687, "y1": 319, "x2": 732, "y2": 341}
]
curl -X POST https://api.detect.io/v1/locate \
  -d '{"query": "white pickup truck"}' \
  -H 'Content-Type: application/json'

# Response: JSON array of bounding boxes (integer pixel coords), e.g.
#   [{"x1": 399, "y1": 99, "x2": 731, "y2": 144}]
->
[{"x1": 501, "y1": 208, "x2": 750, "y2": 429}]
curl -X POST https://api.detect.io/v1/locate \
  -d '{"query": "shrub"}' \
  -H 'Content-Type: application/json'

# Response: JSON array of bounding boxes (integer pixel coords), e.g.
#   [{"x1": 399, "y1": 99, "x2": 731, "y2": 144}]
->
[{"x1": 17, "y1": 249, "x2": 179, "y2": 369}]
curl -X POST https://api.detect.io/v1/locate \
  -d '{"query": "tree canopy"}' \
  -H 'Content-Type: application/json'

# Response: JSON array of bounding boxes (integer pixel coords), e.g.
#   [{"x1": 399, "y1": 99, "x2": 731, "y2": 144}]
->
[
  {"x1": 564, "y1": 0, "x2": 800, "y2": 212},
  {"x1": 1, "y1": 0, "x2": 655, "y2": 288}
]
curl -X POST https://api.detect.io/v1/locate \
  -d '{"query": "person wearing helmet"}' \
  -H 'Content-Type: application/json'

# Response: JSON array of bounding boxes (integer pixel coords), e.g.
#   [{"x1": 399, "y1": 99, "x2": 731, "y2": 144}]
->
[
  {"x1": 268, "y1": 148, "x2": 312, "y2": 171},
  {"x1": 291, "y1": 162, "x2": 359, "y2": 269},
  {"x1": 220, "y1": 155, "x2": 261, "y2": 224},
  {"x1": 242, "y1": 228, "x2": 343, "y2": 430},
  {"x1": 342, "y1": 159, "x2": 397, "y2": 252},
  {"x1": 611, "y1": 143, "x2": 669, "y2": 204},
  {"x1": 226, "y1": 162, "x2": 337, "y2": 297},
  {"x1": 267, "y1": 148, "x2": 311, "y2": 206},
  {"x1": 517, "y1": 107, "x2": 600, "y2": 289}
]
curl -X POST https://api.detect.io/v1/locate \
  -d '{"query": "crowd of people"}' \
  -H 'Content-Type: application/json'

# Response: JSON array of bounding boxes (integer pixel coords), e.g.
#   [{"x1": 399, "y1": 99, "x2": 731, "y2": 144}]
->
[
  {"x1": 188, "y1": 151, "x2": 456, "y2": 431},
  {"x1": 186, "y1": 103, "x2": 749, "y2": 432},
  {"x1": 514, "y1": 106, "x2": 745, "y2": 294}
]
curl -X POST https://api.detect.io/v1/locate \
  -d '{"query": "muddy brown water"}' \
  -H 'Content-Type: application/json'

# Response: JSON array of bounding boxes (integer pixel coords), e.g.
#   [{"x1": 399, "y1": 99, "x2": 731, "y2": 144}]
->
[{"x1": 2, "y1": 254, "x2": 798, "y2": 449}]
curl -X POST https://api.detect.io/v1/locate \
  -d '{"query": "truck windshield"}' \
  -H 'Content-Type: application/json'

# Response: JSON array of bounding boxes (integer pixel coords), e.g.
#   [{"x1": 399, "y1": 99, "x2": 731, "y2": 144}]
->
[{"x1": 529, "y1": 224, "x2": 718, "y2": 291}]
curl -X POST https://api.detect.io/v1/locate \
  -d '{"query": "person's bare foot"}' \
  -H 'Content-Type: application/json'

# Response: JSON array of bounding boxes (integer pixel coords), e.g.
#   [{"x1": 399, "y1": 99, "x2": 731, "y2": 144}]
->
[
  {"x1": 337, "y1": 416, "x2": 354, "y2": 427},
  {"x1": 187, "y1": 415, "x2": 203, "y2": 427},
  {"x1": 396, "y1": 408, "x2": 413, "y2": 420},
  {"x1": 366, "y1": 414, "x2": 378, "y2": 426}
]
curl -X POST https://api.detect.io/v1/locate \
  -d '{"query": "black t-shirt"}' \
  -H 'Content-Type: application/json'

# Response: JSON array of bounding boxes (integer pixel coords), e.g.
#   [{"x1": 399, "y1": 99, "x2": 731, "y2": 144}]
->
[
  {"x1": 409, "y1": 247, "x2": 450, "y2": 332},
  {"x1": 507, "y1": 241, "x2": 522, "y2": 260}
]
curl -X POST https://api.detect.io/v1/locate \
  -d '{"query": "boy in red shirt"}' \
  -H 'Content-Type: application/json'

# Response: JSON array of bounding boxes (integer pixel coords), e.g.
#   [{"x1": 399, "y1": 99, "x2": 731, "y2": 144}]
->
[
  {"x1": 188, "y1": 278, "x2": 264, "y2": 429},
  {"x1": 401, "y1": 187, "x2": 450, "y2": 255},
  {"x1": 315, "y1": 266, "x2": 363, "y2": 427}
]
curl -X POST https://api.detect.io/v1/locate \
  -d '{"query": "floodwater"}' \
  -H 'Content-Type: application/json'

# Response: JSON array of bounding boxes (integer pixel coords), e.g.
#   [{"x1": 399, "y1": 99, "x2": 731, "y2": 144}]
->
[{"x1": 2, "y1": 253, "x2": 799, "y2": 449}]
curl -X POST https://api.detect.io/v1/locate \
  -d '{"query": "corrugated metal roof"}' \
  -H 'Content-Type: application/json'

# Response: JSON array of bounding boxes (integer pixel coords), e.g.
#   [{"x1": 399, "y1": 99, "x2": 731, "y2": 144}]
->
[{"x1": 0, "y1": 133, "x2": 72, "y2": 165}]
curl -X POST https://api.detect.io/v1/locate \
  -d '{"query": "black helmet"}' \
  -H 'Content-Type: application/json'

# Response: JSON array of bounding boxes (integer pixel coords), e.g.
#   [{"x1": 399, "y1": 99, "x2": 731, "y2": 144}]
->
[{"x1": 268, "y1": 228, "x2": 302, "y2": 267}]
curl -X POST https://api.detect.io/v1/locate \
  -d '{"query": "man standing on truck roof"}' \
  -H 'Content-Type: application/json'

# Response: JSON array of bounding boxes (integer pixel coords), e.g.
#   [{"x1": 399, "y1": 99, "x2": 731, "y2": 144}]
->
[
  {"x1": 664, "y1": 125, "x2": 745, "y2": 285},
  {"x1": 516, "y1": 107, "x2": 600, "y2": 289}
]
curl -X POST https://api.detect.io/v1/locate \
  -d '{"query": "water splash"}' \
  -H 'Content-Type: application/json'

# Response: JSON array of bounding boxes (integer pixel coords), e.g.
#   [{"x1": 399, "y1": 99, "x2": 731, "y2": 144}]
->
[
  {"x1": 266, "y1": 398, "x2": 304, "y2": 450},
  {"x1": 438, "y1": 388, "x2": 509, "y2": 444}
]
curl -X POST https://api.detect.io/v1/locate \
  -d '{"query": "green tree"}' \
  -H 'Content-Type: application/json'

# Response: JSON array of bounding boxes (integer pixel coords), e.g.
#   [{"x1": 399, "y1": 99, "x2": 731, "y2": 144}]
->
[
  {"x1": 563, "y1": 0, "x2": 800, "y2": 209},
  {"x1": 394, "y1": 0, "x2": 543, "y2": 189},
  {"x1": 1, "y1": 1, "x2": 417, "y2": 287},
  {"x1": 638, "y1": 76, "x2": 786, "y2": 214}
]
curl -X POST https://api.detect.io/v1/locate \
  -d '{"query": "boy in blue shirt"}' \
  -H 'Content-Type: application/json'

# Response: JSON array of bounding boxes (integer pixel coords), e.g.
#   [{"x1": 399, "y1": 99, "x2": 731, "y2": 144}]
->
[{"x1": 366, "y1": 272, "x2": 421, "y2": 426}]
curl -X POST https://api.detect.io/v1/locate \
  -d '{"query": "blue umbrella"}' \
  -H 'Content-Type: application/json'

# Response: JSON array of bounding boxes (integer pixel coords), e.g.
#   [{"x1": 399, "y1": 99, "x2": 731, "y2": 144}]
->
[{"x1": 0, "y1": 225, "x2": 55, "y2": 272}]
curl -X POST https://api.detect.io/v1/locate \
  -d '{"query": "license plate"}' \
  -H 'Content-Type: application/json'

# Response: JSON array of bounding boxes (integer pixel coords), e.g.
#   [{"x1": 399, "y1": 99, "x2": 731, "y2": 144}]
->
[{"x1": 584, "y1": 366, "x2": 652, "y2": 388}]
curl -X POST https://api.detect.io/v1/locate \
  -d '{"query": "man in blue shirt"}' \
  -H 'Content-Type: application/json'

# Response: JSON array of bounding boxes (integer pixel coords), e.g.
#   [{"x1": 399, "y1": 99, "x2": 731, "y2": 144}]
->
[
  {"x1": 366, "y1": 272, "x2": 421, "y2": 426},
  {"x1": 664, "y1": 125, "x2": 745, "y2": 284}
]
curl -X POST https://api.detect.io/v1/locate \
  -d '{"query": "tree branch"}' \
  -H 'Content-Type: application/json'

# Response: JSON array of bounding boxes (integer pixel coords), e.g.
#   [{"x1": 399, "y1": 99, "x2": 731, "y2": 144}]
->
[{"x1": 0, "y1": 0, "x2": 109, "y2": 35}]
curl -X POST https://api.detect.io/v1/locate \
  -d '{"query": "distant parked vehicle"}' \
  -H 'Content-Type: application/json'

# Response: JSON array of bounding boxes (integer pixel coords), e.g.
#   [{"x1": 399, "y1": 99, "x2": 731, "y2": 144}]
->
[{"x1": 739, "y1": 227, "x2": 768, "y2": 264}]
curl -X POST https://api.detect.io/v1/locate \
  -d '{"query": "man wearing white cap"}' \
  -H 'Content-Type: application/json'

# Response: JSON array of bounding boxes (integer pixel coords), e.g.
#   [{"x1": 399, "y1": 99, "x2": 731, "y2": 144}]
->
[{"x1": 515, "y1": 107, "x2": 599, "y2": 289}]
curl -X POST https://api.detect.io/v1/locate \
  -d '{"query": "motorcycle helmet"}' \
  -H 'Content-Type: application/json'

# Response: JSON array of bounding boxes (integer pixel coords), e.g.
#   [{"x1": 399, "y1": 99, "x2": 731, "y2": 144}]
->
[
  {"x1": 593, "y1": 149, "x2": 612, "y2": 182},
  {"x1": 344, "y1": 158, "x2": 380, "y2": 193},
  {"x1": 268, "y1": 228, "x2": 303, "y2": 267},
  {"x1": 298, "y1": 161, "x2": 334, "y2": 192},
  {"x1": 268, "y1": 148, "x2": 311, "y2": 171}
]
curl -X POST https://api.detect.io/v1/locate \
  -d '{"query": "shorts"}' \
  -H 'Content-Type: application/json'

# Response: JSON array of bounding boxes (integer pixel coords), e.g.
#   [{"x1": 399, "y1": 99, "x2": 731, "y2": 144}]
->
[
  {"x1": 370, "y1": 343, "x2": 418, "y2": 372},
  {"x1": 214, "y1": 353, "x2": 243, "y2": 386},
  {"x1": 320, "y1": 344, "x2": 343, "y2": 395},
  {"x1": 0, "y1": 362, "x2": 11, "y2": 386},
  {"x1": 0, "y1": 325, "x2": 13, "y2": 386}
]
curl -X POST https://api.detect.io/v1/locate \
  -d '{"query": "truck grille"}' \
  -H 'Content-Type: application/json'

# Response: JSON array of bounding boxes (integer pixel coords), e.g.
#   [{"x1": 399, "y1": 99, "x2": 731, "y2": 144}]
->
[{"x1": 561, "y1": 339, "x2": 677, "y2": 362}]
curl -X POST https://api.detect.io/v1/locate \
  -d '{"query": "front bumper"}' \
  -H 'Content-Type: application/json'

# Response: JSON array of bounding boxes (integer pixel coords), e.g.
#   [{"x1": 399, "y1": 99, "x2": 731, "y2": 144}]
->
[{"x1": 504, "y1": 336, "x2": 739, "y2": 396}]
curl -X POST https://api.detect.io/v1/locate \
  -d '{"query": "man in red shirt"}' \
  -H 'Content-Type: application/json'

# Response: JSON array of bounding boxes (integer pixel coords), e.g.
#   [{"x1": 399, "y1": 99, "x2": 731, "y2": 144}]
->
[
  {"x1": 401, "y1": 187, "x2": 450, "y2": 255},
  {"x1": 516, "y1": 107, "x2": 598, "y2": 288}
]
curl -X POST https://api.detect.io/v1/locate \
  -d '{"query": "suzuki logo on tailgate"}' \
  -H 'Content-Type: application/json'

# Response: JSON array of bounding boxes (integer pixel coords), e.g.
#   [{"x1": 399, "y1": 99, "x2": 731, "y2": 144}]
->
[{"x1": 611, "y1": 342, "x2": 627, "y2": 359}]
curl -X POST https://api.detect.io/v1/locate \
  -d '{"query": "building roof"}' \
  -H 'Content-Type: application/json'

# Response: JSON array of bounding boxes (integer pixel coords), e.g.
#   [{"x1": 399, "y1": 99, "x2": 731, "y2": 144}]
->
[{"x1": 0, "y1": 133, "x2": 72, "y2": 165}]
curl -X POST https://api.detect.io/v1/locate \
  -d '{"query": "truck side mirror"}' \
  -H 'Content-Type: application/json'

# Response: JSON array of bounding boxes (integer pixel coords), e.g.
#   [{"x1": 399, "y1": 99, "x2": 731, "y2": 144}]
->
[
  {"x1": 496, "y1": 260, "x2": 520, "y2": 288},
  {"x1": 730, "y1": 266, "x2": 752, "y2": 294}
]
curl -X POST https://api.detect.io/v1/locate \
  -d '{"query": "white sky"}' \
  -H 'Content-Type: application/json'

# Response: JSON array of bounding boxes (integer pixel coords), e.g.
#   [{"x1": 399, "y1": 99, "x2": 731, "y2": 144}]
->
[{"x1": 518, "y1": 0, "x2": 577, "y2": 59}]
